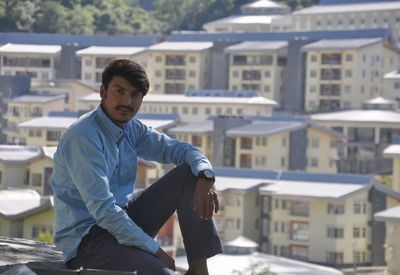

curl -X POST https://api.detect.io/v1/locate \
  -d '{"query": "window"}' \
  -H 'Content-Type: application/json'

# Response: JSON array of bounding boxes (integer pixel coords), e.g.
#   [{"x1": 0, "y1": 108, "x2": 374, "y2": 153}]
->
[
  {"x1": 236, "y1": 219, "x2": 241, "y2": 229},
  {"x1": 264, "y1": 85, "x2": 271, "y2": 92},
  {"x1": 189, "y1": 70, "x2": 196, "y2": 77},
  {"x1": 262, "y1": 219, "x2": 269, "y2": 236},
  {"x1": 264, "y1": 70, "x2": 271, "y2": 77},
  {"x1": 282, "y1": 200, "x2": 289, "y2": 210},
  {"x1": 155, "y1": 56, "x2": 162, "y2": 63},
  {"x1": 346, "y1": 54, "x2": 353, "y2": 62},
  {"x1": 205, "y1": 107, "x2": 211, "y2": 115},
  {"x1": 353, "y1": 227, "x2": 360, "y2": 238},
  {"x1": 310, "y1": 70, "x2": 317, "y2": 78},
  {"x1": 192, "y1": 107, "x2": 198, "y2": 115},
  {"x1": 226, "y1": 219, "x2": 234, "y2": 229},
  {"x1": 32, "y1": 225, "x2": 53, "y2": 239},
  {"x1": 275, "y1": 199, "x2": 279, "y2": 209},
  {"x1": 327, "y1": 252, "x2": 343, "y2": 264},
  {"x1": 291, "y1": 246, "x2": 308, "y2": 260},
  {"x1": 327, "y1": 227, "x2": 344, "y2": 238},
  {"x1": 328, "y1": 203, "x2": 345, "y2": 214},
  {"x1": 281, "y1": 157, "x2": 285, "y2": 167},
  {"x1": 46, "y1": 131, "x2": 61, "y2": 142},
  {"x1": 240, "y1": 154, "x2": 252, "y2": 168},
  {"x1": 29, "y1": 130, "x2": 35, "y2": 137},
  {"x1": 310, "y1": 55, "x2": 317, "y2": 62},
  {"x1": 345, "y1": 70, "x2": 352, "y2": 77},
  {"x1": 84, "y1": 73, "x2": 91, "y2": 80},
  {"x1": 240, "y1": 137, "x2": 252, "y2": 149},
  {"x1": 31, "y1": 173, "x2": 42, "y2": 187},
  {"x1": 85, "y1": 59, "x2": 93, "y2": 66},
  {"x1": 291, "y1": 201, "x2": 309, "y2": 217},
  {"x1": 282, "y1": 138, "x2": 286, "y2": 147},
  {"x1": 310, "y1": 158, "x2": 318, "y2": 167},
  {"x1": 226, "y1": 195, "x2": 235, "y2": 206},
  {"x1": 281, "y1": 222, "x2": 288, "y2": 233},
  {"x1": 310, "y1": 85, "x2": 316, "y2": 93},
  {"x1": 311, "y1": 139, "x2": 319, "y2": 148},
  {"x1": 274, "y1": 222, "x2": 279, "y2": 233},
  {"x1": 233, "y1": 71, "x2": 239, "y2": 78},
  {"x1": 0, "y1": 171, "x2": 2, "y2": 185},
  {"x1": 394, "y1": 82, "x2": 400, "y2": 89},
  {"x1": 182, "y1": 107, "x2": 189, "y2": 114},
  {"x1": 155, "y1": 70, "x2": 162, "y2": 77},
  {"x1": 154, "y1": 84, "x2": 161, "y2": 91},
  {"x1": 189, "y1": 56, "x2": 196, "y2": 63},
  {"x1": 191, "y1": 135, "x2": 202, "y2": 147}
]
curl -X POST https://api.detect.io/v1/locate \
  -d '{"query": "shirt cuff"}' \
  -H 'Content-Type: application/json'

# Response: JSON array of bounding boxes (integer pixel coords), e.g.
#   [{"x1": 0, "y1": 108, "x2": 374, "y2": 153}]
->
[{"x1": 147, "y1": 238, "x2": 161, "y2": 254}]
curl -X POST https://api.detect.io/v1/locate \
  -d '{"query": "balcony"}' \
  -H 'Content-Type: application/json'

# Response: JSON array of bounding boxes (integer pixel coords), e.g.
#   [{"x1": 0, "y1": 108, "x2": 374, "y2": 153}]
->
[
  {"x1": 319, "y1": 100, "x2": 340, "y2": 112},
  {"x1": 320, "y1": 84, "x2": 341, "y2": 96},
  {"x1": 165, "y1": 69, "x2": 186, "y2": 80},
  {"x1": 242, "y1": 70, "x2": 261, "y2": 81},
  {"x1": 166, "y1": 55, "x2": 185, "y2": 66},
  {"x1": 321, "y1": 69, "x2": 341, "y2": 81},
  {"x1": 321, "y1": 53, "x2": 342, "y2": 65}
]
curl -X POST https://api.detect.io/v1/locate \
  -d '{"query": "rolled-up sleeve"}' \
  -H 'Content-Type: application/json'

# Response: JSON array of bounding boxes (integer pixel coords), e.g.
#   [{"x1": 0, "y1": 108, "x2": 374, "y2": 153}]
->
[{"x1": 62, "y1": 135, "x2": 160, "y2": 254}]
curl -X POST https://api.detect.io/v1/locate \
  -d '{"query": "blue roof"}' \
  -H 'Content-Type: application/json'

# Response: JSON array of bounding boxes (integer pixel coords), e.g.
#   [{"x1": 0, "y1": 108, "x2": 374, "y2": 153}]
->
[
  {"x1": 320, "y1": 0, "x2": 398, "y2": 4},
  {"x1": 135, "y1": 113, "x2": 180, "y2": 121},
  {"x1": 187, "y1": 89, "x2": 260, "y2": 97},
  {"x1": 48, "y1": 111, "x2": 78, "y2": 118},
  {"x1": 0, "y1": 32, "x2": 162, "y2": 47},
  {"x1": 169, "y1": 29, "x2": 391, "y2": 43},
  {"x1": 214, "y1": 167, "x2": 373, "y2": 185}
]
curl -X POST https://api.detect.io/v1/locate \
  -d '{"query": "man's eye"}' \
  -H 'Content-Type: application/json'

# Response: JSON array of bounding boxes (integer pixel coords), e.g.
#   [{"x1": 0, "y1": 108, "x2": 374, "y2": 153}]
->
[{"x1": 116, "y1": 89, "x2": 123, "y2": 94}]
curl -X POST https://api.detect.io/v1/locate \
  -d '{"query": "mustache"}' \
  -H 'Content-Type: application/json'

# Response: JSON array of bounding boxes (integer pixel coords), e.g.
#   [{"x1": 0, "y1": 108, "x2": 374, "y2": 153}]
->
[{"x1": 116, "y1": 106, "x2": 134, "y2": 112}]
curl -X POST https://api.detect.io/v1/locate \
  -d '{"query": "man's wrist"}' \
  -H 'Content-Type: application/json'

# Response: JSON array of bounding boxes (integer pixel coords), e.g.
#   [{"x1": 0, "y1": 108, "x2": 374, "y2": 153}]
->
[{"x1": 197, "y1": 169, "x2": 215, "y2": 184}]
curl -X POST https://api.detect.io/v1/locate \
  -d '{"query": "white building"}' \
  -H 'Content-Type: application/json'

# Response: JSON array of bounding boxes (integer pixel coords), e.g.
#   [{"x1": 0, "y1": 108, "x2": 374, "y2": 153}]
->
[
  {"x1": 75, "y1": 46, "x2": 147, "y2": 88},
  {"x1": 0, "y1": 43, "x2": 61, "y2": 81},
  {"x1": 203, "y1": 0, "x2": 292, "y2": 33}
]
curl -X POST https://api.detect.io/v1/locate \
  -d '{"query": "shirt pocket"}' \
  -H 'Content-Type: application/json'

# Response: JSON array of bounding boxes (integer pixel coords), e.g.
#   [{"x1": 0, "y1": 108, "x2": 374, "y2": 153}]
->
[{"x1": 117, "y1": 154, "x2": 137, "y2": 185}]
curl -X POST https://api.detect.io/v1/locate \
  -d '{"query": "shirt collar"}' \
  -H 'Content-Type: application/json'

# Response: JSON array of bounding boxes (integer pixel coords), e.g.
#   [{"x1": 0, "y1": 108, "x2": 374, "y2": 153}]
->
[{"x1": 95, "y1": 105, "x2": 124, "y2": 143}]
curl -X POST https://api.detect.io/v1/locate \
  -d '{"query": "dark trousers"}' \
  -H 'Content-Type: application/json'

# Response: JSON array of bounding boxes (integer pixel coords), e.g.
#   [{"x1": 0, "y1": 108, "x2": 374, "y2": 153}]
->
[{"x1": 67, "y1": 164, "x2": 222, "y2": 274}]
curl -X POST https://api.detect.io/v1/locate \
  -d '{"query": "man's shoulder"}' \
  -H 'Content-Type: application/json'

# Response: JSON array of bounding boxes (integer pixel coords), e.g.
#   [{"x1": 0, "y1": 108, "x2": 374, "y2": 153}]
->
[{"x1": 63, "y1": 110, "x2": 99, "y2": 140}]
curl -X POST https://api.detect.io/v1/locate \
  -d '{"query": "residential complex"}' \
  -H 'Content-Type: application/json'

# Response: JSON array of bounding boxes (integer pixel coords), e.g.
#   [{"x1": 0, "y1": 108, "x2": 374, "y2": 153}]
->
[{"x1": 303, "y1": 38, "x2": 399, "y2": 112}]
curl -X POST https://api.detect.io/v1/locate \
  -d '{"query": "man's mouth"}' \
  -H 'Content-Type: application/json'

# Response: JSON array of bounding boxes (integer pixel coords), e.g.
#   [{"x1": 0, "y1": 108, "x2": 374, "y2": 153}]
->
[{"x1": 116, "y1": 106, "x2": 133, "y2": 113}]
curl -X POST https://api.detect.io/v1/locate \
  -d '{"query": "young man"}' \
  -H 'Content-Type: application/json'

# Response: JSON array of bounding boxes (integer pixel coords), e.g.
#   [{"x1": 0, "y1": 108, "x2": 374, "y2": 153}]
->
[{"x1": 51, "y1": 59, "x2": 222, "y2": 274}]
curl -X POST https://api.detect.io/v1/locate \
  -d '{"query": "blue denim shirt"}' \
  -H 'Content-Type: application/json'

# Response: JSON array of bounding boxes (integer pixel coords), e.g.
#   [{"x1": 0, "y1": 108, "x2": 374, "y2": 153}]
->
[{"x1": 51, "y1": 106, "x2": 212, "y2": 262}]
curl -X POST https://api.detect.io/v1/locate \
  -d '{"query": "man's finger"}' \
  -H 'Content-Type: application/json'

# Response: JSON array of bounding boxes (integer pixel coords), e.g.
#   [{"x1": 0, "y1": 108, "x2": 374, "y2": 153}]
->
[{"x1": 214, "y1": 196, "x2": 219, "y2": 213}]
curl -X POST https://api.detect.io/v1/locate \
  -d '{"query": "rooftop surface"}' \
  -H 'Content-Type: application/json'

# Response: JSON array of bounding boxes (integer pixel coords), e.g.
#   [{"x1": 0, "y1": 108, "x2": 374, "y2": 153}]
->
[
  {"x1": 147, "y1": 41, "x2": 214, "y2": 51},
  {"x1": 311, "y1": 109, "x2": 400, "y2": 125},
  {"x1": 224, "y1": 40, "x2": 288, "y2": 52},
  {"x1": 0, "y1": 43, "x2": 61, "y2": 54},
  {"x1": 18, "y1": 116, "x2": 77, "y2": 130},
  {"x1": 9, "y1": 94, "x2": 66, "y2": 104},
  {"x1": 225, "y1": 120, "x2": 306, "y2": 137},
  {"x1": 375, "y1": 205, "x2": 400, "y2": 222},
  {"x1": 293, "y1": 1, "x2": 400, "y2": 14},
  {"x1": 204, "y1": 15, "x2": 284, "y2": 26},
  {"x1": 76, "y1": 46, "x2": 145, "y2": 56},
  {"x1": 242, "y1": 0, "x2": 288, "y2": 9},
  {"x1": 302, "y1": 38, "x2": 382, "y2": 51},
  {"x1": 0, "y1": 145, "x2": 42, "y2": 164}
]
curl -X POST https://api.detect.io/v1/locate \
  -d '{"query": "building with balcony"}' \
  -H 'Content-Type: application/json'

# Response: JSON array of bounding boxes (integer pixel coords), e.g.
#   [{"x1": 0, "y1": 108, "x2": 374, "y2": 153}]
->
[
  {"x1": 292, "y1": 0, "x2": 400, "y2": 46},
  {"x1": 75, "y1": 46, "x2": 148, "y2": 88},
  {"x1": 384, "y1": 70, "x2": 400, "y2": 103},
  {"x1": 224, "y1": 41, "x2": 287, "y2": 105},
  {"x1": 203, "y1": 0, "x2": 292, "y2": 33},
  {"x1": 4, "y1": 94, "x2": 66, "y2": 145},
  {"x1": 311, "y1": 97, "x2": 400, "y2": 174},
  {"x1": 303, "y1": 38, "x2": 399, "y2": 112},
  {"x1": 0, "y1": 44, "x2": 61, "y2": 81},
  {"x1": 78, "y1": 90, "x2": 276, "y2": 123},
  {"x1": 147, "y1": 42, "x2": 214, "y2": 94},
  {"x1": 169, "y1": 116, "x2": 344, "y2": 174}
]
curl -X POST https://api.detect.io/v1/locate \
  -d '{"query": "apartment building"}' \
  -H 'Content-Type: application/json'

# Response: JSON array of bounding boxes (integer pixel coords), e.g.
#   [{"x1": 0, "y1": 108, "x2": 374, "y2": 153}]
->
[
  {"x1": 4, "y1": 94, "x2": 66, "y2": 145},
  {"x1": 169, "y1": 116, "x2": 344, "y2": 174},
  {"x1": 0, "y1": 43, "x2": 61, "y2": 81},
  {"x1": 303, "y1": 38, "x2": 399, "y2": 112},
  {"x1": 384, "y1": 70, "x2": 400, "y2": 102},
  {"x1": 30, "y1": 79, "x2": 97, "y2": 112},
  {"x1": 292, "y1": 0, "x2": 400, "y2": 45},
  {"x1": 147, "y1": 42, "x2": 213, "y2": 94},
  {"x1": 0, "y1": 189, "x2": 54, "y2": 241},
  {"x1": 203, "y1": 0, "x2": 292, "y2": 33},
  {"x1": 78, "y1": 90, "x2": 276, "y2": 123},
  {"x1": 76, "y1": 46, "x2": 148, "y2": 88},
  {"x1": 376, "y1": 143, "x2": 400, "y2": 275},
  {"x1": 311, "y1": 97, "x2": 400, "y2": 174},
  {"x1": 224, "y1": 41, "x2": 287, "y2": 105}
]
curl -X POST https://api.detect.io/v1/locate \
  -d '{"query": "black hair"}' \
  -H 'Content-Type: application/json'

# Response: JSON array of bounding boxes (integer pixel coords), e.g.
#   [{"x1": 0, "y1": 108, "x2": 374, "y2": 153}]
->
[{"x1": 102, "y1": 59, "x2": 150, "y2": 96}]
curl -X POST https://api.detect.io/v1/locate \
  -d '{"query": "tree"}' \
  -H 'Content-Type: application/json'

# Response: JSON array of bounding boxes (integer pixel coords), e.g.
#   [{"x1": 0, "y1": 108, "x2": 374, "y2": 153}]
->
[{"x1": 33, "y1": 1, "x2": 68, "y2": 33}]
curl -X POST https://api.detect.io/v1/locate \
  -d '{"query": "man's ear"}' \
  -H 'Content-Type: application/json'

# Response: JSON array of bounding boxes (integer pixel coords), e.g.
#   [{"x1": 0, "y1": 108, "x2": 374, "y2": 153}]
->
[{"x1": 100, "y1": 85, "x2": 106, "y2": 100}]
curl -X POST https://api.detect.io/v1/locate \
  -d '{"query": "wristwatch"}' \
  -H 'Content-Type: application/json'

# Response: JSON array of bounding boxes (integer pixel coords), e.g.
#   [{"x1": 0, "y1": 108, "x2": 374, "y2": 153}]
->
[{"x1": 197, "y1": 169, "x2": 215, "y2": 183}]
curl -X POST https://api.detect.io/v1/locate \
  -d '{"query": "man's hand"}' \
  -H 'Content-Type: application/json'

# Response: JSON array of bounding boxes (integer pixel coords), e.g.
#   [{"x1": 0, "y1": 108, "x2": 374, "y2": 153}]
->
[
  {"x1": 155, "y1": 247, "x2": 175, "y2": 271},
  {"x1": 193, "y1": 178, "x2": 219, "y2": 220}
]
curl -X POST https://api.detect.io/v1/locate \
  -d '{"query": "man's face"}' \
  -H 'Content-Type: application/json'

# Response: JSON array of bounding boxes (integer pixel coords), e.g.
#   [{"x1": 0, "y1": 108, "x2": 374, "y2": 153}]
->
[{"x1": 100, "y1": 76, "x2": 143, "y2": 128}]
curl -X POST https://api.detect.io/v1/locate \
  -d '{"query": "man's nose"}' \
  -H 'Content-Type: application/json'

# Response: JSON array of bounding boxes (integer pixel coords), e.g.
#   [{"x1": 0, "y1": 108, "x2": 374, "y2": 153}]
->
[{"x1": 122, "y1": 95, "x2": 132, "y2": 104}]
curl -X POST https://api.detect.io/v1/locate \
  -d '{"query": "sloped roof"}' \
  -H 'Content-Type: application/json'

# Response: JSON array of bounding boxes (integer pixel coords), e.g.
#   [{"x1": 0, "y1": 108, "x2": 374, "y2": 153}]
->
[
  {"x1": 224, "y1": 40, "x2": 288, "y2": 52},
  {"x1": 0, "y1": 189, "x2": 53, "y2": 219},
  {"x1": 0, "y1": 145, "x2": 42, "y2": 164},
  {"x1": 0, "y1": 43, "x2": 61, "y2": 55},
  {"x1": 365, "y1": 96, "x2": 396, "y2": 105},
  {"x1": 42, "y1": 146, "x2": 57, "y2": 160},
  {"x1": 311, "y1": 109, "x2": 400, "y2": 125},
  {"x1": 375, "y1": 205, "x2": 400, "y2": 223},
  {"x1": 216, "y1": 176, "x2": 267, "y2": 194},
  {"x1": 302, "y1": 38, "x2": 382, "y2": 51},
  {"x1": 18, "y1": 116, "x2": 76, "y2": 130},
  {"x1": 204, "y1": 15, "x2": 281, "y2": 26},
  {"x1": 9, "y1": 94, "x2": 66, "y2": 104},
  {"x1": 384, "y1": 70, "x2": 400, "y2": 79},
  {"x1": 226, "y1": 120, "x2": 306, "y2": 137},
  {"x1": 168, "y1": 120, "x2": 214, "y2": 135},
  {"x1": 384, "y1": 144, "x2": 400, "y2": 158},
  {"x1": 76, "y1": 46, "x2": 145, "y2": 56},
  {"x1": 224, "y1": 236, "x2": 258, "y2": 248},
  {"x1": 242, "y1": 0, "x2": 288, "y2": 9},
  {"x1": 147, "y1": 41, "x2": 213, "y2": 51},
  {"x1": 293, "y1": 1, "x2": 400, "y2": 15}
]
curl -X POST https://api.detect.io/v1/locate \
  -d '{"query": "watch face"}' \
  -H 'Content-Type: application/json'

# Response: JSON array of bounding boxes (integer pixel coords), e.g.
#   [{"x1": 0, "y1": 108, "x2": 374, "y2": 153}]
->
[{"x1": 204, "y1": 169, "x2": 214, "y2": 179}]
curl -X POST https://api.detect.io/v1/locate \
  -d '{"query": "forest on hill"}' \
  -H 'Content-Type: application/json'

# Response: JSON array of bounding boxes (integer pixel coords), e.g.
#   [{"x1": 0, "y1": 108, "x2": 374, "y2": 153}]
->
[{"x1": 0, "y1": 0, "x2": 319, "y2": 35}]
